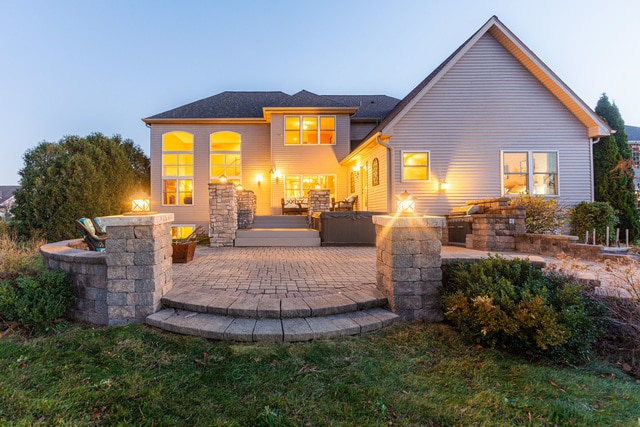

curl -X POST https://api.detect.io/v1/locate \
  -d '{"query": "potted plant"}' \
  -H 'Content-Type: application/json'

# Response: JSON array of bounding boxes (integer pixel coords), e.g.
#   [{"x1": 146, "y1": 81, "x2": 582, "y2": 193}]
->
[{"x1": 171, "y1": 227, "x2": 203, "y2": 263}]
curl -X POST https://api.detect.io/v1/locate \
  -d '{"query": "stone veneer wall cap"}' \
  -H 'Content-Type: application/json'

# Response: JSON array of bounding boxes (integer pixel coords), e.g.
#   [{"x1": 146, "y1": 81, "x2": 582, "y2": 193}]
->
[
  {"x1": 372, "y1": 215, "x2": 446, "y2": 228},
  {"x1": 100, "y1": 213, "x2": 175, "y2": 227}
]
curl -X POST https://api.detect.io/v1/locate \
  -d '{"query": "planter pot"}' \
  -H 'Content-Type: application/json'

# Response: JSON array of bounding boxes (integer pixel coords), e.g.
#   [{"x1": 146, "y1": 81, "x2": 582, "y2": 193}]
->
[{"x1": 172, "y1": 241, "x2": 197, "y2": 263}]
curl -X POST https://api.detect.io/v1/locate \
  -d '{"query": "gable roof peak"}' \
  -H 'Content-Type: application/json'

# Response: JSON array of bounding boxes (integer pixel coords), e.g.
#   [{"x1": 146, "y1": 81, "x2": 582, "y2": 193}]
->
[{"x1": 364, "y1": 15, "x2": 610, "y2": 140}]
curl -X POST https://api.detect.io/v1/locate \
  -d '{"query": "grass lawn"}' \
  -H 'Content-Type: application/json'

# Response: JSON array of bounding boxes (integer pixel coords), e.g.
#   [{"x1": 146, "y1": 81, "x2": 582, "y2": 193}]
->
[{"x1": 1, "y1": 321, "x2": 639, "y2": 426}]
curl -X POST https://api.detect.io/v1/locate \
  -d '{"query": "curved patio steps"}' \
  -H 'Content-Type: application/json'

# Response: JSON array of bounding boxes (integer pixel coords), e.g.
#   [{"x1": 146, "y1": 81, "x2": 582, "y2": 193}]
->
[
  {"x1": 147, "y1": 286, "x2": 399, "y2": 341},
  {"x1": 147, "y1": 307, "x2": 398, "y2": 342}
]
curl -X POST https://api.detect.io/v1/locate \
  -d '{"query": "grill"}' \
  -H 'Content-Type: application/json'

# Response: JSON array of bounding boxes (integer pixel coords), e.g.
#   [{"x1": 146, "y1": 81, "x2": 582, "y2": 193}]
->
[{"x1": 446, "y1": 205, "x2": 478, "y2": 245}]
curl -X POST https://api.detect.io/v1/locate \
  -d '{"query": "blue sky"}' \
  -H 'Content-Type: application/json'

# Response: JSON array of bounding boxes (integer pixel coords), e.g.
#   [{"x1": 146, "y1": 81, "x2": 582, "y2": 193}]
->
[{"x1": 1, "y1": 0, "x2": 639, "y2": 185}]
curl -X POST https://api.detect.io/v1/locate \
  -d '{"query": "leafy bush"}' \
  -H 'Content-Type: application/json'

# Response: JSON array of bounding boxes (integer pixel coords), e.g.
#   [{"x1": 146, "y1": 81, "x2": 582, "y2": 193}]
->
[
  {"x1": 509, "y1": 194, "x2": 567, "y2": 234},
  {"x1": 570, "y1": 201, "x2": 618, "y2": 244},
  {"x1": 441, "y1": 255, "x2": 602, "y2": 363},
  {"x1": 0, "y1": 269, "x2": 74, "y2": 329}
]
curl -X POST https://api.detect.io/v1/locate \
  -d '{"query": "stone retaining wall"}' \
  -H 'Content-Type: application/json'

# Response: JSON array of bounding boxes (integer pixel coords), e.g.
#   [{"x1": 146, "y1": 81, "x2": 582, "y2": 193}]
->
[
  {"x1": 40, "y1": 213, "x2": 174, "y2": 326},
  {"x1": 514, "y1": 233, "x2": 602, "y2": 261},
  {"x1": 41, "y1": 239, "x2": 109, "y2": 325}
]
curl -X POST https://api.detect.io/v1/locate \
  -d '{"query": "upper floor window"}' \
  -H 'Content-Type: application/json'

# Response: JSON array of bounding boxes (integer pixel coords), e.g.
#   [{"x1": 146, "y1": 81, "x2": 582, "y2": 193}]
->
[
  {"x1": 401, "y1": 151, "x2": 430, "y2": 181},
  {"x1": 503, "y1": 151, "x2": 558, "y2": 196},
  {"x1": 285, "y1": 116, "x2": 335, "y2": 145},
  {"x1": 210, "y1": 131, "x2": 241, "y2": 184},
  {"x1": 162, "y1": 132, "x2": 193, "y2": 205}
]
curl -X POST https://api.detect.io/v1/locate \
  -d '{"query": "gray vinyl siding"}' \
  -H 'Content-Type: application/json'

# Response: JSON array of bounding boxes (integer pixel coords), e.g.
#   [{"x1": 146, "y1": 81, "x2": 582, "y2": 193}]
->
[
  {"x1": 386, "y1": 33, "x2": 592, "y2": 216},
  {"x1": 150, "y1": 123, "x2": 271, "y2": 229}
]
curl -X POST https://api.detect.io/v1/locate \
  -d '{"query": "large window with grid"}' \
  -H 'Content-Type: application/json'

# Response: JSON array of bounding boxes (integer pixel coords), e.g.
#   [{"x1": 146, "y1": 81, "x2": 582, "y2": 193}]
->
[
  {"x1": 285, "y1": 116, "x2": 335, "y2": 145},
  {"x1": 210, "y1": 131, "x2": 241, "y2": 184},
  {"x1": 162, "y1": 132, "x2": 193, "y2": 205},
  {"x1": 502, "y1": 151, "x2": 558, "y2": 196}
]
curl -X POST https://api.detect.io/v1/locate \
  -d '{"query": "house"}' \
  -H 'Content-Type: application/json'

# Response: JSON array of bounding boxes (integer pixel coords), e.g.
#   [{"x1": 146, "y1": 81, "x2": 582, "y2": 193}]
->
[
  {"x1": 626, "y1": 125, "x2": 640, "y2": 206},
  {"x1": 143, "y1": 16, "x2": 611, "y2": 239},
  {"x1": 0, "y1": 186, "x2": 19, "y2": 218}
]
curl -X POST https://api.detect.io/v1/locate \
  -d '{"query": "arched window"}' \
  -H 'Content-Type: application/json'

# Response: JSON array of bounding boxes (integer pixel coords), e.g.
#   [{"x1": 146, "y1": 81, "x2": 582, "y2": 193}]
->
[
  {"x1": 210, "y1": 131, "x2": 241, "y2": 184},
  {"x1": 372, "y1": 158, "x2": 380, "y2": 186},
  {"x1": 162, "y1": 132, "x2": 193, "y2": 205}
]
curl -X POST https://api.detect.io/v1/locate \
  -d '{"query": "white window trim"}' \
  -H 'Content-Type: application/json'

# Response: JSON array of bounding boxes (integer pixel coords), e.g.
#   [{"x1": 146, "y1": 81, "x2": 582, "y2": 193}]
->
[
  {"x1": 162, "y1": 132, "x2": 194, "y2": 207},
  {"x1": 500, "y1": 150, "x2": 560, "y2": 197},
  {"x1": 283, "y1": 115, "x2": 336, "y2": 145},
  {"x1": 400, "y1": 150, "x2": 431, "y2": 182}
]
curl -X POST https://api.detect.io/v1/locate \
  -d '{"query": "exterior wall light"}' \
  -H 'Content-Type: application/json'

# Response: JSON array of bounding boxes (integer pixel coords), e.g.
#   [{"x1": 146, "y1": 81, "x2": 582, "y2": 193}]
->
[
  {"x1": 396, "y1": 190, "x2": 416, "y2": 216},
  {"x1": 439, "y1": 181, "x2": 450, "y2": 192},
  {"x1": 256, "y1": 174, "x2": 263, "y2": 187},
  {"x1": 219, "y1": 175, "x2": 227, "y2": 183}
]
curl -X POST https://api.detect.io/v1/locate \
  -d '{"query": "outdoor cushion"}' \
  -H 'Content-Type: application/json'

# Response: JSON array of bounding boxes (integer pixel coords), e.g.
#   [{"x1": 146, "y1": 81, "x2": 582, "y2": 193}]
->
[{"x1": 92, "y1": 217, "x2": 107, "y2": 235}]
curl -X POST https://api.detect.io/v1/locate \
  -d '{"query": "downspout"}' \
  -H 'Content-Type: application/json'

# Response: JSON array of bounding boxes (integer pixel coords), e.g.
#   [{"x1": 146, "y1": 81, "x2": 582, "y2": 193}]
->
[
  {"x1": 376, "y1": 134, "x2": 394, "y2": 212},
  {"x1": 589, "y1": 137, "x2": 600, "y2": 202}
]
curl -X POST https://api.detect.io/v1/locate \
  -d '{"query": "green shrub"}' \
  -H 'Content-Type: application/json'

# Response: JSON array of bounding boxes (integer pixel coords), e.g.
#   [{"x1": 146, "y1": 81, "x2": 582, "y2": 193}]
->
[
  {"x1": 509, "y1": 194, "x2": 568, "y2": 234},
  {"x1": 0, "y1": 269, "x2": 74, "y2": 329},
  {"x1": 570, "y1": 201, "x2": 618, "y2": 244},
  {"x1": 441, "y1": 255, "x2": 602, "y2": 363}
]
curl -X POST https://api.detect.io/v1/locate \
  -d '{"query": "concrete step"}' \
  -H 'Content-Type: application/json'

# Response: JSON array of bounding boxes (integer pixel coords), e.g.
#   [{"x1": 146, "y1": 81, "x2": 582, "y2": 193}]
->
[
  {"x1": 147, "y1": 307, "x2": 399, "y2": 342},
  {"x1": 162, "y1": 286, "x2": 389, "y2": 319},
  {"x1": 253, "y1": 215, "x2": 308, "y2": 229},
  {"x1": 235, "y1": 228, "x2": 320, "y2": 247}
]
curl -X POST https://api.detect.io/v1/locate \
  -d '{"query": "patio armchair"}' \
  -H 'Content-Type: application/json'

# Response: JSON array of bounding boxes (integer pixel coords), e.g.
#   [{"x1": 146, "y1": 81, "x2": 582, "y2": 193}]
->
[
  {"x1": 75, "y1": 218, "x2": 107, "y2": 252},
  {"x1": 332, "y1": 195, "x2": 358, "y2": 211}
]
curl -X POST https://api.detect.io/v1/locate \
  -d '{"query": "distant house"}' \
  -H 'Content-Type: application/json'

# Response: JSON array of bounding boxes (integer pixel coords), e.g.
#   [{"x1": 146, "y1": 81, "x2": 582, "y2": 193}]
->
[
  {"x1": 626, "y1": 125, "x2": 640, "y2": 205},
  {"x1": 143, "y1": 16, "x2": 611, "y2": 238},
  {"x1": 0, "y1": 186, "x2": 19, "y2": 218}
]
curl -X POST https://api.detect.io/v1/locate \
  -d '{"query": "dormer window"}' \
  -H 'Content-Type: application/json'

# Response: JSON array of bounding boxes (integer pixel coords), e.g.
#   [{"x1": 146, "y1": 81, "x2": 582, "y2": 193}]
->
[{"x1": 285, "y1": 116, "x2": 335, "y2": 145}]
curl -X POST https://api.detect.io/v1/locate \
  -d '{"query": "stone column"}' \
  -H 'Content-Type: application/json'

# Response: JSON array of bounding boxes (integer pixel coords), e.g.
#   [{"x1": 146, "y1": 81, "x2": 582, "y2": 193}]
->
[
  {"x1": 209, "y1": 183, "x2": 238, "y2": 247},
  {"x1": 308, "y1": 189, "x2": 331, "y2": 226},
  {"x1": 373, "y1": 215, "x2": 445, "y2": 322},
  {"x1": 100, "y1": 213, "x2": 174, "y2": 326},
  {"x1": 237, "y1": 189, "x2": 256, "y2": 229}
]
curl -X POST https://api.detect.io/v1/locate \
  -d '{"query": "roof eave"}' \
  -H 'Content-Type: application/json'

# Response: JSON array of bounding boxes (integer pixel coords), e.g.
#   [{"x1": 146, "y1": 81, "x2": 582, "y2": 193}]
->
[{"x1": 142, "y1": 117, "x2": 268, "y2": 125}]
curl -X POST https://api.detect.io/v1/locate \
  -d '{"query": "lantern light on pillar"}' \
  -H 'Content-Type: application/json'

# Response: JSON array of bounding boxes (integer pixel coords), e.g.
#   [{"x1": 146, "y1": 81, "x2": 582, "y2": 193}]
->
[
  {"x1": 219, "y1": 175, "x2": 228, "y2": 183},
  {"x1": 396, "y1": 190, "x2": 416, "y2": 216},
  {"x1": 124, "y1": 191, "x2": 155, "y2": 215}
]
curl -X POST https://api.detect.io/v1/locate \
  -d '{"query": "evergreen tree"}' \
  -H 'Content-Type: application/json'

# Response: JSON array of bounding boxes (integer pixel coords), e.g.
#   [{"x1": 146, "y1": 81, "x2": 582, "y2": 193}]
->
[
  {"x1": 593, "y1": 94, "x2": 639, "y2": 242},
  {"x1": 11, "y1": 133, "x2": 150, "y2": 242}
]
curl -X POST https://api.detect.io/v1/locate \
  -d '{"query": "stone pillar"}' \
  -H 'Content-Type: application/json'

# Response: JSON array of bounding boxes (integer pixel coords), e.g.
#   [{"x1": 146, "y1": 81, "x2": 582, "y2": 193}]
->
[
  {"x1": 209, "y1": 183, "x2": 238, "y2": 247},
  {"x1": 100, "y1": 213, "x2": 174, "y2": 326},
  {"x1": 237, "y1": 189, "x2": 256, "y2": 229},
  {"x1": 308, "y1": 189, "x2": 331, "y2": 226},
  {"x1": 373, "y1": 215, "x2": 445, "y2": 322}
]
